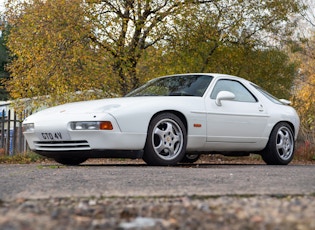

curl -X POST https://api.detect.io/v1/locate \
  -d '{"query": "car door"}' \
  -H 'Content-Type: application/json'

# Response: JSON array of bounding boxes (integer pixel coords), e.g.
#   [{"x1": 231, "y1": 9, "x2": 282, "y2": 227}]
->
[{"x1": 205, "y1": 79, "x2": 269, "y2": 145}]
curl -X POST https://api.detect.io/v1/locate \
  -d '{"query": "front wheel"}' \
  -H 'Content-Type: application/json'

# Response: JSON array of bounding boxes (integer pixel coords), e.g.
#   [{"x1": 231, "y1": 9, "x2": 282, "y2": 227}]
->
[
  {"x1": 261, "y1": 122, "x2": 295, "y2": 165},
  {"x1": 143, "y1": 113, "x2": 187, "y2": 166}
]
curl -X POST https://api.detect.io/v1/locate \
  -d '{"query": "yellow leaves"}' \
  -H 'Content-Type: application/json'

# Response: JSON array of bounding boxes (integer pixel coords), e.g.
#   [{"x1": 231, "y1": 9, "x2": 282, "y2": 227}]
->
[
  {"x1": 4, "y1": 0, "x2": 303, "y2": 111},
  {"x1": 290, "y1": 34, "x2": 315, "y2": 133},
  {"x1": 5, "y1": 0, "x2": 115, "y2": 111}
]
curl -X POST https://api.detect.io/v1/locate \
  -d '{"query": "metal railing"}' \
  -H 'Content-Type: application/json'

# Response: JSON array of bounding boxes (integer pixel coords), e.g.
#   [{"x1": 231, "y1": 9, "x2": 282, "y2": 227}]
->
[{"x1": 0, "y1": 110, "x2": 29, "y2": 155}]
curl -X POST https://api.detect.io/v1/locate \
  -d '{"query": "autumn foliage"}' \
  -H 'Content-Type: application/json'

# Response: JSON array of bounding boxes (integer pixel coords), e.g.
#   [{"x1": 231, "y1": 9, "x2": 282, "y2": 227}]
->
[
  {"x1": 2, "y1": 0, "x2": 303, "y2": 111},
  {"x1": 291, "y1": 35, "x2": 315, "y2": 146},
  {"x1": 5, "y1": 0, "x2": 115, "y2": 108}
]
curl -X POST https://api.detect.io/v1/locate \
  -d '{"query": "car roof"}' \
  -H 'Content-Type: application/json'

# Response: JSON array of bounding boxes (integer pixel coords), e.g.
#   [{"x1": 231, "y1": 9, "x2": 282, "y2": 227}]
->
[{"x1": 160, "y1": 73, "x2": 248, "y2": 82}]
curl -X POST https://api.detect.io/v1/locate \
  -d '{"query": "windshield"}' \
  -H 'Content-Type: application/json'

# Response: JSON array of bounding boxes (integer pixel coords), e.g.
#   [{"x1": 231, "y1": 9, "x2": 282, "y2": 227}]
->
[{"x1": 126, "y1": 75, "x2": 213, "y2": 97}]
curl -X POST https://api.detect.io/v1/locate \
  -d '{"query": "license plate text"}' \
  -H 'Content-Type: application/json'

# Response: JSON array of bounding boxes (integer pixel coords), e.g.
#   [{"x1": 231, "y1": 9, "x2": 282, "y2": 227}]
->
[{"x1": 41, "y1": 132, "x2": 63, "y2": 140}]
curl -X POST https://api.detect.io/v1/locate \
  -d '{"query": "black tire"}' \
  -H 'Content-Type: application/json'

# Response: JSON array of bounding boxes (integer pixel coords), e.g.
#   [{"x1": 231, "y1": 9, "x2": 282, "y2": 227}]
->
[
  {"x1": 54, "y1": 157, "x2": 88, "y2": 166},
  {"x1": 143, "y1": 113, "x2": 187, "y2": 166},
  {"x1": 261, "y1": 122, "x2": 295, "y2": 165},
  {"x1": 180, "y1": 154, "x2": 200, "y2": 163}
]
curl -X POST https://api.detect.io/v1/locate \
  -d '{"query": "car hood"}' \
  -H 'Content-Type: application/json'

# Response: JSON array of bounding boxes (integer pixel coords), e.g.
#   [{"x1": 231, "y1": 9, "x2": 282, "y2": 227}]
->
[
  {"x1": 22, "y1": 97, "x2": 143, "y2": 123},
  {"x1": 24, "y1": 96, "x2": 202, "y2": 123},
  {"x1": 29, "y1": 97, "x2": 145, "y2": 116}
]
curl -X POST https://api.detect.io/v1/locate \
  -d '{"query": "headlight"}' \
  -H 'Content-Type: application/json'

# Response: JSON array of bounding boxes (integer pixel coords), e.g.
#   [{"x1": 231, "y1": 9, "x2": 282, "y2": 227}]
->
[
  {"x1": 23, "y1": 123, "x2": 35, "y2": 132},
  {"x1": 70, "y1": 121, "x2": 113, "y2": 130}
]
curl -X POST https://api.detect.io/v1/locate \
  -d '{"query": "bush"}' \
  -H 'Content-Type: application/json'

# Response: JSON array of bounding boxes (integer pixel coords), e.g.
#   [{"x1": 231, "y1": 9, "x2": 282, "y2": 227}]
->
[{"x1": 295, "y1": 140, "x2": 315, "y2": 162}]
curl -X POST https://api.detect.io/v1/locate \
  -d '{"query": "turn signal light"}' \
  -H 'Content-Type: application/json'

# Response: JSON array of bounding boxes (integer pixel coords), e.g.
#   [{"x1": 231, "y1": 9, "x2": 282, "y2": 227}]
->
[{"x1": 100, "y1": 121, "x2": 113, "y2": 130}]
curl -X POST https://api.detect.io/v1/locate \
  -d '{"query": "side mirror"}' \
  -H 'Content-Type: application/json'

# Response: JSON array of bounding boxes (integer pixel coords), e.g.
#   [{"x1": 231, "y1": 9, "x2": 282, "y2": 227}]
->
[{"x1": 215, "y1": 91, "x2": 235, "y2": 106}]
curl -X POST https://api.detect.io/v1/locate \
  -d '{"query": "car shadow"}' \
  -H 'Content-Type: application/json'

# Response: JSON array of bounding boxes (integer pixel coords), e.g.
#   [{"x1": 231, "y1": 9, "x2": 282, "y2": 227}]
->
[
  {"x1": 74, "y1": 162, "x2": 266, "y2": 167},
  {"x1": 41, "y1": 156, "x2": 306, "y2": 167}
]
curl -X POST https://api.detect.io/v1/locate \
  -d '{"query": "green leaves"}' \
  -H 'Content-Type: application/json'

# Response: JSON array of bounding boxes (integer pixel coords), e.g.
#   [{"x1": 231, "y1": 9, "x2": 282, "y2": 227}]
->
[
  {"x1": 4, "y1": 0, "x2": 302, "y2": 111},
  {"x1": 0, "y1": 27, "x2": 9, "y2": 100}
]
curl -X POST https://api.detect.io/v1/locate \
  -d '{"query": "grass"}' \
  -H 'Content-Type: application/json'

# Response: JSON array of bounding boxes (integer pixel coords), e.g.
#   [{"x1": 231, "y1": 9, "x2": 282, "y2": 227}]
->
[{"x1": 0, "y1": 152, "x2": 46, "y2": 164}]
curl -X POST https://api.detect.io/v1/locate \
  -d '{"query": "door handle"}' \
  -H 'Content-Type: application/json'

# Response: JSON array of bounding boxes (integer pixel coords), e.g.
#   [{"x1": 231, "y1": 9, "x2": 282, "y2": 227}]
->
[{"x1": 258, "y1": 104, "x2": 264, "y2": 112}]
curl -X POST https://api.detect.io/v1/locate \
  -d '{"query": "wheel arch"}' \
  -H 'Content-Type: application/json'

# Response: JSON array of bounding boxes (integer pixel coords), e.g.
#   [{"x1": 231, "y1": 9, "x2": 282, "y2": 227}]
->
[
  {"x1": 272, "y1": 120, "x2": 296, "y2": 138},
  {"x1": 148, "y1": 110, "x2": 188, "y2": 133}
]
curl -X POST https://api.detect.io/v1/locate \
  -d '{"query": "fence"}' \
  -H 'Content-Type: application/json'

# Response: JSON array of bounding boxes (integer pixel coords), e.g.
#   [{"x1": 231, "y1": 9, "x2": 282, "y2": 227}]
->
[{"x1": 0, "y1": 109, "x2": 29, "y2": 156}]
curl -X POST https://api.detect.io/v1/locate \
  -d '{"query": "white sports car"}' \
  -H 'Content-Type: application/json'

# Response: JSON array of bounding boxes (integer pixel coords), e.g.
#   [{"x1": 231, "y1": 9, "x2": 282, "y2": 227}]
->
[{"x1": 23, "y1": 73, "x2": 300, "y2": 166}]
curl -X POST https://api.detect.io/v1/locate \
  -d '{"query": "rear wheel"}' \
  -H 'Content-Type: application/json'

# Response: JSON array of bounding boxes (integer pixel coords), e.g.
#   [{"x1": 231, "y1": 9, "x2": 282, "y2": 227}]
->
[
  {"x1": 261, "y1": 122, "x2": 295, "y2": 165},
  {"x1": 180, "y1": 154, "x2": 200, "y2": 163},
  {"x1": 143, "y1": 113, "x2": 187, "y2": 166},
  {"x1": 54, "y1": 157, "x2": 88, "y2": 166}
]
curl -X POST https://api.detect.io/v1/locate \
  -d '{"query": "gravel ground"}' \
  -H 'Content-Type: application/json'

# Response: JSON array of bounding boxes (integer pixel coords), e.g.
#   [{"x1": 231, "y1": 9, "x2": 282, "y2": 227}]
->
[
  {"x1": 1, "y1": 195, "x2": 315, "y2": 230},
  {"x1": 1, "y1": 156, "x2": 314, "y2": 229}
]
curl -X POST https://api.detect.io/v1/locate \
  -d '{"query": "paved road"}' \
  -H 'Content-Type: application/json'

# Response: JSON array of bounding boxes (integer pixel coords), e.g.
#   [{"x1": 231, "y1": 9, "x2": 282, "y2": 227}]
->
[{"x1": 0, "y1": 163, "x2": 314, "y2": 201}]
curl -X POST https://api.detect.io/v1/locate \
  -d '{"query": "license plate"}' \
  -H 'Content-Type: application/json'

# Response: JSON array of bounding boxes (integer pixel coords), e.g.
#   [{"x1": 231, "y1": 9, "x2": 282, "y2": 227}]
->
[{"x1": 39, "y1": 131, "x2": 70, "y2": 141}]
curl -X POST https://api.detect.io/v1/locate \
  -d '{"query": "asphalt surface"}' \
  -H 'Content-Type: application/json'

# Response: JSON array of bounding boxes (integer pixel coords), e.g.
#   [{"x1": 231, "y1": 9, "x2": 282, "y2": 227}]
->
[{"x1": 1, "y1": 162, "x2": 314, "y2": 201}]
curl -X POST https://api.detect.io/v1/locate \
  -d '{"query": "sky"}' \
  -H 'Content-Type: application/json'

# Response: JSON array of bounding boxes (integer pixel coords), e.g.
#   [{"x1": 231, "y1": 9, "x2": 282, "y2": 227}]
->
[{"x1": 0, "y1": 0, "x2": 4, "y2": 15}]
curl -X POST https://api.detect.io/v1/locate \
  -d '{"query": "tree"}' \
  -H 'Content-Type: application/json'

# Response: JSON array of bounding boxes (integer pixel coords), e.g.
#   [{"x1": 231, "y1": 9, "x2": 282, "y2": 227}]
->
[
  {"x1": 87, "y1": 0, "x2": 199, "y2": 94},
  {"x1": 137, "y1": 0, "x2": 301, "y2": 98},
  {"x1": 299, "y1": 0, "x2": 315, "y2": 28},
  {"x1": 5, "y1": 0, "x2": 303, "y2": 108},
  {"x1": 5, "y1": 0, "x2": 114, "y2": 109},
  {"x1": 0, "y1": 19, "x2": 9, "y2": 101},
  {"x1": 291, "y1": 39, "x2": 315, "y2": 144},
  {"x1": 5, "y1": 0, "x2": 206, "y2": 99}
]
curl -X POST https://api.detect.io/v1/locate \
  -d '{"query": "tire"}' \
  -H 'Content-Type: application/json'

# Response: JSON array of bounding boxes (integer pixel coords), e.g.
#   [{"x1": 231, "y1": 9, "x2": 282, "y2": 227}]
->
[
  {"x1": 261, "y1": 122, "x2": 295, "y2": 165},
  {"x1": 180, "y1": 154, "x2": 200, "y2": 163},
  {"x1": 143, "y1": 113, "x2": 187, "y2": 166},
  {"x1": 54, "y1": 157, "x2": 88, "y2": 166}
]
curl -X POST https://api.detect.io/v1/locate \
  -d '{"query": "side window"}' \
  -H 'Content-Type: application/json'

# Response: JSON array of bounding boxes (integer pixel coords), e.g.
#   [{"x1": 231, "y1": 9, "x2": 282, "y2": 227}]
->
[{"x1": 210, "y1": 79, "x2": 257, "y2": 102}]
